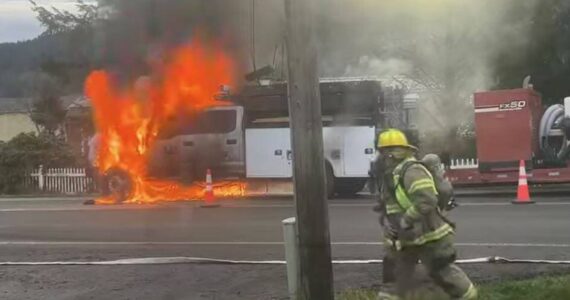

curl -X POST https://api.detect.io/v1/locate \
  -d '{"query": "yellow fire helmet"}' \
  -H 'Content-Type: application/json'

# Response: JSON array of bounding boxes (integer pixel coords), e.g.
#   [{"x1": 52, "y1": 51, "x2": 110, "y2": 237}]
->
[{"x1": 377, "y1": 129, "x2": 418, "y2": 151}]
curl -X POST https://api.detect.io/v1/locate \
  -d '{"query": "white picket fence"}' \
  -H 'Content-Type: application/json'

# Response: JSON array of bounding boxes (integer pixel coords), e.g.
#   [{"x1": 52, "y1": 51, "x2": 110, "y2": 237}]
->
[
  {"x1": 26, "y1": 166, "x2": 93, "y2": 194},
  {"x1": 449, "y1": 158, "x2": 479, "y2": 170}
]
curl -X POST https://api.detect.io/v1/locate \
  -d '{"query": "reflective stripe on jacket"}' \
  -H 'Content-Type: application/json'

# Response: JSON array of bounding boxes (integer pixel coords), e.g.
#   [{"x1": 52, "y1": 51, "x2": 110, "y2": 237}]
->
[{"x1": 386, "y1": 157, "x2": 454, "y2": 248}]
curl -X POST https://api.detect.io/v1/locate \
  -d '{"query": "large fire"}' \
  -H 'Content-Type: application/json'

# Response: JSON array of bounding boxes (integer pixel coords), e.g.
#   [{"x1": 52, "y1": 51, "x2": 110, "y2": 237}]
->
[{"x1": 85, "y1": 40, "x2": 246, "y2": 204}]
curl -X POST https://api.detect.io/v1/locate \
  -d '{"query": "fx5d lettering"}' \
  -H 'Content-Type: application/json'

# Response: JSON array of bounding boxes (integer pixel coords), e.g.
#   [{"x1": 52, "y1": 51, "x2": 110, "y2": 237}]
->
[{"x1": 499, "y1": 100, "x2": 526, "y2": 111}]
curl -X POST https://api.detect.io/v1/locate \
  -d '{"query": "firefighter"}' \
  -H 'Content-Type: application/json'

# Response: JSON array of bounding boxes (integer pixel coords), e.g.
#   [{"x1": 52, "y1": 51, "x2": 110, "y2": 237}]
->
[
  {"x1": 375, "y1": 129, "x2": 477, "y2": 300},
  {"x1": 371, "y1": 146, "x2": 398, "y2": 284}
]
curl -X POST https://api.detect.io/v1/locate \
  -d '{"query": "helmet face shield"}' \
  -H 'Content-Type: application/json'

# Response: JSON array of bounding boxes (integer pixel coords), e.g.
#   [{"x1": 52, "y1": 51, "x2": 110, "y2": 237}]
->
[
  {"x1": 381, "y1": 147, "x2": 412, "y2": 159},
  {"x1": 380, "y1": 147, "x2": 413, "y2": 170}
]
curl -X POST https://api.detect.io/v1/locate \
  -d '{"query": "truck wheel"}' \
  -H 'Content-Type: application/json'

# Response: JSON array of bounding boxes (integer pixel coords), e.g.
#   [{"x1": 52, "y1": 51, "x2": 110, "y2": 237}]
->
[
  {"x1": 326, "y1": 164, "x2": 335, "y2": 199},
  {"x1": 334, "y1": 178, "x2": 367, "y2": 197},
  {"x1": 103, "y1": 168, "x2": 132, "y2": 204}
]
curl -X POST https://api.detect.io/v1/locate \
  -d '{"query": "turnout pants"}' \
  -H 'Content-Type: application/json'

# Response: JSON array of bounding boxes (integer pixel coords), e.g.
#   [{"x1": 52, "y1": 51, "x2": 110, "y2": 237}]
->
[
  {"x1": 394, "y1": 236, "x2": 477, "y2": 299},
  {"x1": 382, "y1": 251, "x2": 397, "y2": 284}
]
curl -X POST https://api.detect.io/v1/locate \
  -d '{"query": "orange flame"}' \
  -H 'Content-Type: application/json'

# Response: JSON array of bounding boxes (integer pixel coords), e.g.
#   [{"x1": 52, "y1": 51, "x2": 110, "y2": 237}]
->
[{"x1": 85, "y1": 40, "x2": 246, "y2": 204}]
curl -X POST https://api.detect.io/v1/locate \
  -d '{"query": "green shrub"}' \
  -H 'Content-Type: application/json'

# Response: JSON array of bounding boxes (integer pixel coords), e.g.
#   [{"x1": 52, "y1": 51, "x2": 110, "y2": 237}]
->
[{"x1": 0, "y1": 132, "x2": 76, "y2": 194}]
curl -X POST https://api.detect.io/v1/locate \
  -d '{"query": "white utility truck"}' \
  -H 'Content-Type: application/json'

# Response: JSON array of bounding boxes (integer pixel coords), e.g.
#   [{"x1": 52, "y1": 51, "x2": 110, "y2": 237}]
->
[{"x1": 149, "y1": 78, "x2": 405, "y2": 197}]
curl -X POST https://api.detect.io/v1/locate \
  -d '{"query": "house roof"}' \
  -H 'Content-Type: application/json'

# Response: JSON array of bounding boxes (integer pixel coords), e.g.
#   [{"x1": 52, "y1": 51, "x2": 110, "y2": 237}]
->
[{"x1": 0, "y1": 98, "x2": 32, "y2": 114}]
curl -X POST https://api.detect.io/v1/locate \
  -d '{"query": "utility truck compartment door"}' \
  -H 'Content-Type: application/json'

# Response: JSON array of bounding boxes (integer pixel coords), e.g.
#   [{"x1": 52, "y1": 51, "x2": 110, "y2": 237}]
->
[
  {"x1": 246, "y1": 128, "x2": 292, "y2": 178},
  {"x1": 340, "y1": 127, "x2": 375, "y2": 176}
]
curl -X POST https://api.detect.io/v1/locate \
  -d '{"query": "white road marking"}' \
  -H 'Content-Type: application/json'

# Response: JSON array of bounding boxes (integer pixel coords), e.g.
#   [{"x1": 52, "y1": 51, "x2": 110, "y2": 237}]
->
[
  {"x1": 459, "y1": 202, "x2": 570, "y2": 206},
  {"x1": 1, "y1": 201, "x2": 569, "y2": 212},
  {"x1": 0, "y1": 198, "x2": 91, "y2": 202},
  {"x1": 1, "y1": 256, "x2": 570, "y2": 266},
  {"x1": 0, "y1": 241, "x2": 283, "y2": 246},
  {"x1": 223, "y1": 203, "x2": 377, "y2": 208},
  {"x1": 0, "y1": 257, "x2": 497, "y2": 266},
  {"x1": 223, "y1": 204, "x2": 293, "y2": 208},
  {"x1": 228, "y1": 204, "x2": 570, "y2": 208},
  {"x1": 0, "y1": 241, "x2": 569, "y2": 248},
  {"x1": 334, "y1": 242, "x2": 570, "y2": 248},
  {"x1": 0, "y1": 206, "x2": 167, "y2": 212}
]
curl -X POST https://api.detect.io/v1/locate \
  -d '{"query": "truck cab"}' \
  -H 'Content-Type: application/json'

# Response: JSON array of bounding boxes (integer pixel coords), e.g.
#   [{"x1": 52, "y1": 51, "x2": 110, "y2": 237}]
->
[{"x1": 149, "y1": 106, "x2": 245, "y2": 182}]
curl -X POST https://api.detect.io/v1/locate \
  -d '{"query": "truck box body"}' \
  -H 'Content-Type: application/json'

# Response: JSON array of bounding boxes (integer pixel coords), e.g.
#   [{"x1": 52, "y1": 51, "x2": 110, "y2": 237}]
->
[
  {"x1": 245, "y1": 126, "x2": 375, "y2": 178},
  {"x1": 144, "y1": 78, "x2": 404, "y2": 195}
]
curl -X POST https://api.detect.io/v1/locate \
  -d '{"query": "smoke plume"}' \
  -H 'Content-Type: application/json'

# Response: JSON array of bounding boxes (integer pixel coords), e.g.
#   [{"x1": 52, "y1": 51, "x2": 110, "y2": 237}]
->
[
  {"x1": 92, "y1": 0, "x2": 539, "y2": 154},
  {"x1": 240, "y1": 0, "x2": 539, "y2": 154}
]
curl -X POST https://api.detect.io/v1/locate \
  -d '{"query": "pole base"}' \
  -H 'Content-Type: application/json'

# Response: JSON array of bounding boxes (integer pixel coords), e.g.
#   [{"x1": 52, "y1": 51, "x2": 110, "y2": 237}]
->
[{"x1": 511, "y1": 200, "x2": 535, "y2": 204}]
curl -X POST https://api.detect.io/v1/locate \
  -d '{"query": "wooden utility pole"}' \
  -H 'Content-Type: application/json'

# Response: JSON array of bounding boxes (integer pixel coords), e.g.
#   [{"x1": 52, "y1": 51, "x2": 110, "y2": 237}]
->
[{"x1": 285, "y1": 0, "x2": 334, "y2": 299}]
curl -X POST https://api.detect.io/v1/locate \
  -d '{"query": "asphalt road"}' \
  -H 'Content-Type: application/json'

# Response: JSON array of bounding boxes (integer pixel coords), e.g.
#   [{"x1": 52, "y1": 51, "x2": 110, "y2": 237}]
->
[{"x1": 0, "y1": 196, "x2": 569, "y2": 299}]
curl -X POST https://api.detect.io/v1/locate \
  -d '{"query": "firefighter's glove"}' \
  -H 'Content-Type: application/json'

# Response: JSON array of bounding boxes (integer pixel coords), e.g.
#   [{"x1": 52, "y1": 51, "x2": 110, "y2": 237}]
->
[
  {"x1": 399, "y1": 218, "x2": 413, "y2": 231},
  {"x1": 446, "y1": 197, "x2": 458, "y2": 211}
]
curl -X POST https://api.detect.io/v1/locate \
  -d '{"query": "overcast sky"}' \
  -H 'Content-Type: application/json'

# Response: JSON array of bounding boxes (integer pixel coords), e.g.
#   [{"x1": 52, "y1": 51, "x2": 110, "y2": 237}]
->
[{"x1": 0, "y1": 0, "x2": 90, "y2": 43}]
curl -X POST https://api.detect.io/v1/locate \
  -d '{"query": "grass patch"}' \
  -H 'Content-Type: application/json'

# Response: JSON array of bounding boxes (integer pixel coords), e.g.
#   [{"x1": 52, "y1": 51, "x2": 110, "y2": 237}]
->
[
  {"x1": 478, "y1": 274, "x2": 570, "y2": 300},
  {"x1": 339, "y1": 275, "x2": 570, "y2": 300},
  {"x1": 339, "y1": 290, "x2": 377, "y2": 300}
]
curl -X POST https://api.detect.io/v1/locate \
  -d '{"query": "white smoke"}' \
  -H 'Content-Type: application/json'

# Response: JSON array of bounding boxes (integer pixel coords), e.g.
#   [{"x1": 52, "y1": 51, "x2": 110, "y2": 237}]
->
[
  {"x1": 343, "y1": 56, "x2": 413, "y2": 79},
  {"x1": 254, "y1": 0, "x2": 539, "y2": 153}
]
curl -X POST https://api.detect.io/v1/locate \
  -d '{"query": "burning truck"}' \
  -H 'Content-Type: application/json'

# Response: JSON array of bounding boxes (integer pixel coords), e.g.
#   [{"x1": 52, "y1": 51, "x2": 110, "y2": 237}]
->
[
  {"x1": 65, "y1": 42, "x2": 411, "y2": 204},
  {"x1": 148, "y1": 78, "x2": 406, "y2": 198}
]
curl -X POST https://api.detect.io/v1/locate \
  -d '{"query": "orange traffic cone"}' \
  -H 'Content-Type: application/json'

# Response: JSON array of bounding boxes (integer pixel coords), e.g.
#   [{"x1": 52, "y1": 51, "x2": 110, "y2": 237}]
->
[
  {"x1": 201, "y1": 169, "x2": 220, "y2": 208},
  {"x1": 512, "y1": 160, "x2": 534, "y2": 204}
]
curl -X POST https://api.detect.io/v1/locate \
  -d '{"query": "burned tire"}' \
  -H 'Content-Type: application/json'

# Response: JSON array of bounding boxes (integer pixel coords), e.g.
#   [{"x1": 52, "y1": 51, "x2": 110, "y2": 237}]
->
[{"x1": 103, "y1": 168, "x2": 132, "y2": 204}]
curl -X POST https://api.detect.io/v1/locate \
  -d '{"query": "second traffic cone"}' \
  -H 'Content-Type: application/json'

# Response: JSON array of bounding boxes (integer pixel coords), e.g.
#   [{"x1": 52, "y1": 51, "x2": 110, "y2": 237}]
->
[
  {"x1": 201, "y1": 169, "x2": 220, "y2": 208},
  {"x1": 512, "y1": 160, "x2": 534, "y2": 204}
]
